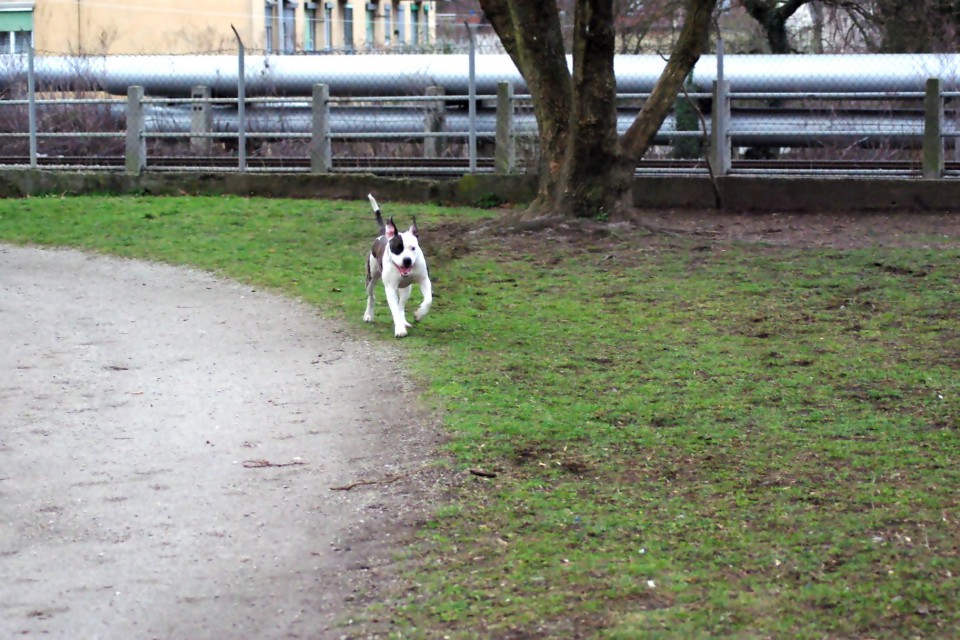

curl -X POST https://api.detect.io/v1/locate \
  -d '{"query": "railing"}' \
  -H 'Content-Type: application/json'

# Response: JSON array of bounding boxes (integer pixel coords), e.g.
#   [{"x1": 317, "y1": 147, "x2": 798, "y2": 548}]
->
[
  {"x1": 4, "y1": 80, "x2": 954, "y2": 178},
  {"x1": 2, "y1": 47, "x2": 958, "y2": 178}
]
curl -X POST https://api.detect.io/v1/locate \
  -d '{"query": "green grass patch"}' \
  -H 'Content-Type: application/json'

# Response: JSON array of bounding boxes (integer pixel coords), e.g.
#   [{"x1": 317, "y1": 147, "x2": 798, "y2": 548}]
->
[{"x1": 1, "y1": 195, "x2": 958, "y2": 638}]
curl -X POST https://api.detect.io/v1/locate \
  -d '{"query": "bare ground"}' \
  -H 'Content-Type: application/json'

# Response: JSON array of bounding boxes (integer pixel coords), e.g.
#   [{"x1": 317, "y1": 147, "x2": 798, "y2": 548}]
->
[
  {"x1": 427, "y1": 209, "x2": 960, "y2": 260},
  {"x1": 0, "y1": 245, "x2": 445, "y2": 639}
]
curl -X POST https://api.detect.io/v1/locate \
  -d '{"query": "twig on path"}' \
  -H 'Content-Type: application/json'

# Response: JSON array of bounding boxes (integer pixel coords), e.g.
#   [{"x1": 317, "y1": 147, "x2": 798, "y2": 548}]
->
[
  {"x1": 330, "y1": 470, "x2": 415, "y2": 491},
  {"x1": 469, "y1": 469, "x2": 498, "y2": 478},
  {"x1": 329, "y1": 463, "x2": 444, "y2": 491},
  {"x1": 242, "y1": 458, "x2": 308, "y2": 469}
]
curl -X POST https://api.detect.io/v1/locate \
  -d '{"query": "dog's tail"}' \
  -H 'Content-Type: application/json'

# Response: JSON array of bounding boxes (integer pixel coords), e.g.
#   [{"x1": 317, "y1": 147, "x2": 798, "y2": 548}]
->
[{"x1": 368, "y1": 193, "x2": 385, "y2": 234}]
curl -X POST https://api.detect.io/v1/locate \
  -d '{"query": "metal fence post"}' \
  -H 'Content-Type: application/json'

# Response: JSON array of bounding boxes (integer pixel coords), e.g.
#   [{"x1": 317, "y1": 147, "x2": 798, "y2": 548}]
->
[
  {"x1": 125, "y1": 85, "x2": 146, "y2": 175},
  {"x1": 27, "y1": 42, "x2": 37, "y2": 169},
  {"x1": 311, "y1": 83, "x2": 331, "y2": 173},
  {"x1": 923, "y1": 77, "x2": 944, "y2": 179},
  {"x1": 495, "y1": 81, "x2": 515, "y2": 174},
  {"x1": 190, "y1": 85, "x2": 212, "y2": 155},
  {"x1": 709, "y1": 80, "x2": 731, "y2": 176},
  {"x1": 231, "y1": 25, "x2": 247, "y2": 172},
  {"x1": 466, "y1": 22, "x2": 477, "y2": 173},
  {"x1": 424, "y1": 85, "x2": 445, "y2": 158}
]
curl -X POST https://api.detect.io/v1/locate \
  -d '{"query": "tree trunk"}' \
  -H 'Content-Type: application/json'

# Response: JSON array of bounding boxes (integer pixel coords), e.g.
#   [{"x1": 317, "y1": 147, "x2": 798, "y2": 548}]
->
[
  {"x1": 479, "y1": 0, "x2": 572, "y2": 212},
  {"x1": 620, "y1": 0, "x2": 715, "y2": 164},
  {"x1": 479, "y1": 0, "x2": 717, "y2": 219},
  {"x1": 559, "y1": 0, "x2": 630, "y2": 218}
]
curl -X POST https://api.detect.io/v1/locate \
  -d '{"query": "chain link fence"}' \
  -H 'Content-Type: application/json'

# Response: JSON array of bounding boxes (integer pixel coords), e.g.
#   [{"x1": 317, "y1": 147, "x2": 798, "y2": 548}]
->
[{"x1": 1, "y1": 21, "x2": 958, "y2": 177}]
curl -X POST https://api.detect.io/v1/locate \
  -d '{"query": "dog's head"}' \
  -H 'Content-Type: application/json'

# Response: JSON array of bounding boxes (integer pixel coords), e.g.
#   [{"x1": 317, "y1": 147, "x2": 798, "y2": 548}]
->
[{"x1": 384, "y1": 216, "x2": 421, "y2": 277}]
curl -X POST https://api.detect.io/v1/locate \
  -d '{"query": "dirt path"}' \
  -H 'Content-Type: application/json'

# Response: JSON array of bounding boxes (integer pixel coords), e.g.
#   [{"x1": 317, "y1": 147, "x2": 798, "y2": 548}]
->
[{"x1": 0, "y1": 245, "x2": 439, "y2": 639}]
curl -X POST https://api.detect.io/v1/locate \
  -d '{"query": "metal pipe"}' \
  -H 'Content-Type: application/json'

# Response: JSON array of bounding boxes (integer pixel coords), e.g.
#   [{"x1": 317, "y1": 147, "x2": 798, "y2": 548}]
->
[
  {"x1": 27, "y1": 42, "x2": 37, "y2": 168},
  {"x1": 3, "y1": 53, "x2": 959, "y2": 98},
  {"x1": 231, "y1": 25, "x2": 246, "y2": 172},
  {"x1": 127, "y1": 103, "x2": 947, "y2": 148},
  {"x1": 466, "y1": 23, "x2": 477, "y2": 173}
]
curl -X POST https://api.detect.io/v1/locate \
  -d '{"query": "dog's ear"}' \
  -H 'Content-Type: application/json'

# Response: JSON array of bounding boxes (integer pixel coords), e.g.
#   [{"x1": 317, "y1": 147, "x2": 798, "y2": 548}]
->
[
  {"x1": 409, "y1": 216, "x2": 419, "y2": 237},
  {"x1": 384, "y1": 216, "x2": 399, "y2": 239}
]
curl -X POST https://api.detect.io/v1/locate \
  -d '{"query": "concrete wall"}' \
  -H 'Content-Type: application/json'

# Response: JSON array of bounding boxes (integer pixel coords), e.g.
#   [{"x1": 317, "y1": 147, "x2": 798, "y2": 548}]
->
[{"x1": 3, "y1": 170, "x2": 960, "y2": 214}]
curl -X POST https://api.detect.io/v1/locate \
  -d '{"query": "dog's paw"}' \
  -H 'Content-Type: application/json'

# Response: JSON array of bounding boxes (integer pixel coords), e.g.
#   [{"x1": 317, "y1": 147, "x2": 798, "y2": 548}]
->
[
  {"x1": 363, "y1": 313, "x2": 374, "y2": 323},
  {"x1": 394, "y1": 326, "x2": 408, "y2": 338},
  {"x1": 414, "y1": 308, "x2": 428, "y2": 322}
]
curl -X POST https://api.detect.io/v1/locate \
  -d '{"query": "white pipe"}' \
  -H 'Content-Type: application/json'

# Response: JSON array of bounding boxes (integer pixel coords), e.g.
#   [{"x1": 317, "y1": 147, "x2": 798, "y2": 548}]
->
[{"x1": 2, "y1": 53, "x2": 958, "y2": 98}]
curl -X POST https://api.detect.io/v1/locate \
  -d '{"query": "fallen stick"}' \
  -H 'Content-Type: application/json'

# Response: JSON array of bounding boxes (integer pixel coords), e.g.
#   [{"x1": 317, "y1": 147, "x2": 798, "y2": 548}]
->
[
  {"x1": 330, "y1": 472, "x2": 410, "y2": 491},
  {"x1": 242, "y1": 459, "x2": 308, "y2": 469}
]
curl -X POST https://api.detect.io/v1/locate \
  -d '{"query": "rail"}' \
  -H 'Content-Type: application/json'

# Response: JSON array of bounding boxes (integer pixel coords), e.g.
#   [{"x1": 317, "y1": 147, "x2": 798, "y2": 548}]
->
[{"x1": 1, "y1": 48, "x2": 957, "y2": 179}]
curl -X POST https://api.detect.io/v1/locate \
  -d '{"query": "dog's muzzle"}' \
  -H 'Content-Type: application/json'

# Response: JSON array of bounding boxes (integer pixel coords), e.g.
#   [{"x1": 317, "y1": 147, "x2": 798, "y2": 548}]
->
[{"x1": 394, "y1": 257, "x2": 413, "y2": 277}]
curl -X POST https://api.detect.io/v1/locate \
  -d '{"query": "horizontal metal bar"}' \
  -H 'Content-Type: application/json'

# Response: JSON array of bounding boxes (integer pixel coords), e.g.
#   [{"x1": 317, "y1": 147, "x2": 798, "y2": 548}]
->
[
  {"x1": 0, "y1": 163, "x2": 124, "y2": 171},
  {"x1": 143, "y1": 131, "x2": 312, "y2": 140},
  {"x1": 727, "y1": 130, "x2": 920, "y2": 137},
  {"x1": 331, "y1": 165, "x2": 495, "y2": 174},
  {"x1": 142, "y1": 96, "x2": 314, "y2": 105},
  {"x1": 142, "y1": 97, "x2": 252, "y2": 105},
  {"x1": 328, "y1": 94, "x2": 497, "y2": 104},
  {"x1": 3, "y1": 98, "x2": 124, "y2": 106},
  {"x1": 0, "y1": 131, "x2": 124, "y2": 138},
  {"x1": 730, "y1": 92, "x2": 927, "y2": 100},
  {"x1": 731, "y1": 168, "x2": 920, "y2": 176},
  {"x1": 328, "y1": 131, "x2": 495, "y2": 140}
]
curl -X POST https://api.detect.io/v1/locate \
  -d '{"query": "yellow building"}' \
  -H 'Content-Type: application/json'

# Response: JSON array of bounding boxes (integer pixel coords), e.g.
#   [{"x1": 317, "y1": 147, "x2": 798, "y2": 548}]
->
[{"x1": 0, "y1": 0, "x2": 436, "y2": 55}]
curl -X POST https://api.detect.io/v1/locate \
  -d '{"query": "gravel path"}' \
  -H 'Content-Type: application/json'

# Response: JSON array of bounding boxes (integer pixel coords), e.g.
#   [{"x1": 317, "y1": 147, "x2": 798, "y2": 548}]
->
[{"x1": 0, "y1": 245, "x2": 439, "y2": 639}]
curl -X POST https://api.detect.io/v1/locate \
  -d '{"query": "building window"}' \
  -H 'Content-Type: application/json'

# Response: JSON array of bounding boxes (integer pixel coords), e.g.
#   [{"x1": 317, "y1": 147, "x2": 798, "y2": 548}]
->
[
  {"x1": 422, "y1": 2, "x2": 429, "y2": 45},
  {"x1": 264, "y1": 1, "x2": 275, "y2": 52},
  {"x1": 282, "y1": 0, "x2": 296, "y2": 52},
  {"x1": 383, "y1": 4, "x2": 391, "y2": 46},
  {"x1": 305, "y1": 4, "x2": 317, "y2": 51},
  {"x1": 324, "y1": 3, "x2": 333, "y2": 49},
  {"x1": 396, "y1": 1, "x2": 405, "y2": 46},
  {"x1": 0, "y1": 31, "x2": 32, "y2": 54},
  {"x1": 342, "y1": 3, "x2": 354, "y2": 50},
  {"x1": 0, "y1": 9, "x2": 34, "y2": 54},
  {"x1": 410, "y1": 3, "x2": 419, "y2": 47},
  {"x1": 365, "y1": 3, "x2": 375, "y2": 49}
]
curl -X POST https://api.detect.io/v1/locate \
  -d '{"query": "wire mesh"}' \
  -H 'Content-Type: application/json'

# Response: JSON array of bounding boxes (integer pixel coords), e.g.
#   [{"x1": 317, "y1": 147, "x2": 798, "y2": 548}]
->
[{"x1": 0, "y1": 4, "x2": 958, "y2": 175}]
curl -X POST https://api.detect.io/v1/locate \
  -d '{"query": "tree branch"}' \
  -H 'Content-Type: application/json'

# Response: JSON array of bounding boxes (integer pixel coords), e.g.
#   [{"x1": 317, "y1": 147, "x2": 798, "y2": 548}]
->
[{"x1": 620, "y1": 0, "x2": 717, "y2": 164}]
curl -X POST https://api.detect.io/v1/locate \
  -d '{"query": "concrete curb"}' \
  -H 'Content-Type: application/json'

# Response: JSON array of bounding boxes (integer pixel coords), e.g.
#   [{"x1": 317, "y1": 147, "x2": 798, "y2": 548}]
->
[{"x1": 2, "y1": 169, "x2": 960, "y2": 213}]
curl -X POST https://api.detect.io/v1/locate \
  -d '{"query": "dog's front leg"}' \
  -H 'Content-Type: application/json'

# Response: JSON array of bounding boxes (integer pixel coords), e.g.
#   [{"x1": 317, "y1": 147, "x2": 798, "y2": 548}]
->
[
  {"x1": 399, "y1": 285, "x2": 414, "y2": 327},
  {"x1": 363, "y1": 276, "x2": 377, "y2": 323},
  {"x1": 415, "y1": 277, "x2": 433, "y2": 322},
  {"x1": 364, "y1": 253, "x2": 379, "y2": 323},
  {"x1": 384, "y1": 285, "x2": 409, "y2": 338}
]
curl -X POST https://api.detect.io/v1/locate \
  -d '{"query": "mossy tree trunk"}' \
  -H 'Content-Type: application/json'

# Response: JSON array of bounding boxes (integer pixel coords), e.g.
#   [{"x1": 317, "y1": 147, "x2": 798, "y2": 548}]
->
[
  {"x1": 478, "y1": 0, "x2": 573, "y2": 213},
  {"x1": 479, "y1": 0, "x2": 718, "y2": 219}
]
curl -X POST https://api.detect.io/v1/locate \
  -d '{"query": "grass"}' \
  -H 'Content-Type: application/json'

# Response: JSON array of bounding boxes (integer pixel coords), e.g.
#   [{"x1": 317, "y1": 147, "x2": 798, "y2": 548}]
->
[{"x1": 1, "y1": 195, "x2": 958, "y2": 638}]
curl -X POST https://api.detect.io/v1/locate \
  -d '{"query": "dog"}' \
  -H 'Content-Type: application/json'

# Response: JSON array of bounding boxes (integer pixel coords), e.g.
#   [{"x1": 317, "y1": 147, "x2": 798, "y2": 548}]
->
[{"x1": 363, "y1": 194, "x2": 432, "y2": 338}]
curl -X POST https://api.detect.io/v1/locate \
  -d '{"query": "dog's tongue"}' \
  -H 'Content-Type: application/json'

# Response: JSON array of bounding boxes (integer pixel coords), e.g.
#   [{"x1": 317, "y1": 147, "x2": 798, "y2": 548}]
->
[{"x1": 398, "y1": 266, "x2": 412, "y2": 276}]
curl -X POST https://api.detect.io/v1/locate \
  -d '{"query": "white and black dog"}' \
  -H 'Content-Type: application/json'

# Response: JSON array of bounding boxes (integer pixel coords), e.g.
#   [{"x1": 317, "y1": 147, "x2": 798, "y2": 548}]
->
[{"x1": 363, "y1": 194, "x2": 432, "y2": 338}]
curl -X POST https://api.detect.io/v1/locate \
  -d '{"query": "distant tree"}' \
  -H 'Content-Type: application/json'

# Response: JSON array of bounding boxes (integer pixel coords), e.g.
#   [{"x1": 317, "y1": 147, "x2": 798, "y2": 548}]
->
[
  {"x1": 736, "y1": 0, "x2": 960, "y2": 55},
  {"x1": 615, "y1": 0, "x2": 686, "y2": 53},
  {"x1": 739, "y1": 0, "x2": 813, "y2": 53},
  {"x1": 873, "y1": 0, "x2": 960, "y2": 52}
]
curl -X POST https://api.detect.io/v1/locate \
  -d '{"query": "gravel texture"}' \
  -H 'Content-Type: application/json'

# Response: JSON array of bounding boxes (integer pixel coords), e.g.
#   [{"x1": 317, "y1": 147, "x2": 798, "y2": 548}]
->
[{"x1": 0, "y1": 245, "x2": 441, "y2": 639}]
